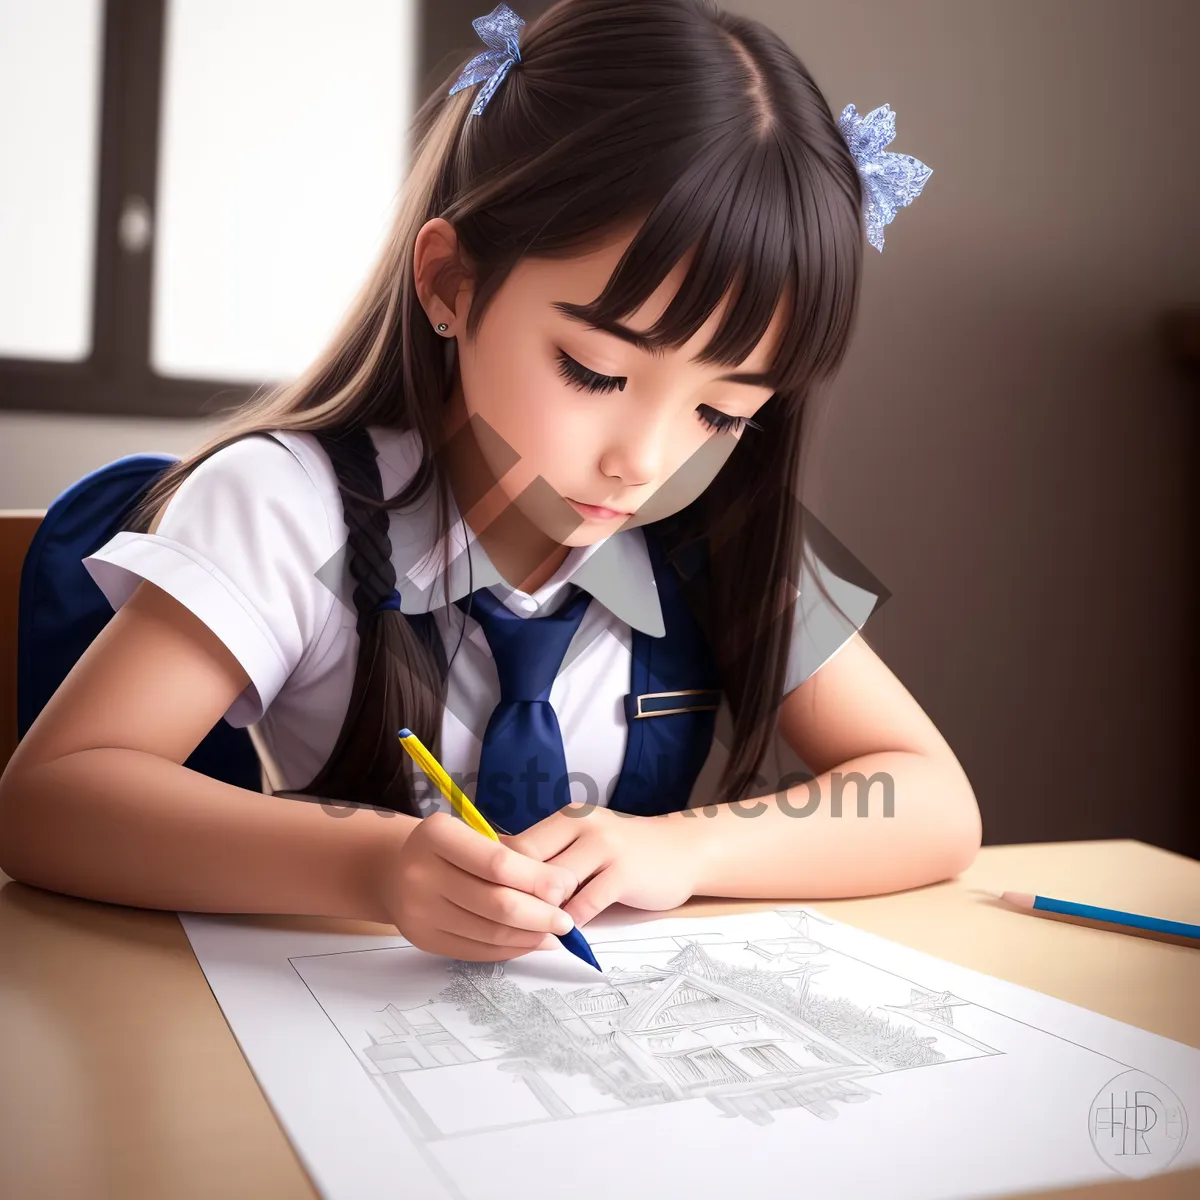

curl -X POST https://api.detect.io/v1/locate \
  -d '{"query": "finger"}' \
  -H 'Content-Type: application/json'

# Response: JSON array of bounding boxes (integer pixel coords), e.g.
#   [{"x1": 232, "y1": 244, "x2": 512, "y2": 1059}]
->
[
  {"x1": 563, "y1": 869, "x2": 623, "y2": 928},
  {"x1": 441, "y1": 862, "x2": 576, "y2": 936},
  {"x1": 543, "y1": 840, "x2": 613, "y2": 899},
  {"x1": 437, "y1": 900, "x2": 558, "y2": 949},
  {"x1": 503, "y1": 802, "x2": 593, "y2": 863},
  {"x1": 435, "y1": 893, "x2": 571, "y2": 949},
  {"x1": 422, "y1": 927, "x2": 547, "y2": 963},
  {"x1": 427, "y1": 812, "x2": 576, "y2": 904}
]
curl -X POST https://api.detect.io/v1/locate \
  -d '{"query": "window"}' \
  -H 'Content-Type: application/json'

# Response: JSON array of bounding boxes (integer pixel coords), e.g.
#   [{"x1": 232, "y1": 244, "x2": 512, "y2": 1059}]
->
[
  {"x1": 0, "y1": 0, "x2": 546, "y2": 417},
  {"x1": 659, "y1": 1048, "x2": 749, "y2": 1087},
  {"x1": 152, "y1": 0, "x2": 411, "y2": 385},
  {"x1": 741, "y1": 1042, "x2": 799, "y2": 1074},
  {"x1": 0, "y1": 0, "x2": 104, "y2": 363}
]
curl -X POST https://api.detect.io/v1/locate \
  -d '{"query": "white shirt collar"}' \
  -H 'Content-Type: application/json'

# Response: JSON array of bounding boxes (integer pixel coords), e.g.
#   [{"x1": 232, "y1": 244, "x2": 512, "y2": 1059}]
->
[{"x1": 373, "y1": 427, "x2": 666, "y2": 637}]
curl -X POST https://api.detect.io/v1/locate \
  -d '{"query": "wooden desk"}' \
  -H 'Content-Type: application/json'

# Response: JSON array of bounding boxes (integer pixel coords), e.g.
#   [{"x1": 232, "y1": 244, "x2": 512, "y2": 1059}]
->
[{"x1": 1, "y1": 839, "x2": 1197, "y2": 1199}]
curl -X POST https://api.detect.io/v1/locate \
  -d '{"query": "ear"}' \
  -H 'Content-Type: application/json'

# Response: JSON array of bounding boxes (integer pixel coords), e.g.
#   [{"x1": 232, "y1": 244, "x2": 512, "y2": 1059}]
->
[{"x1": 413, "y1": 218, "x2": 476, "y2": 332}]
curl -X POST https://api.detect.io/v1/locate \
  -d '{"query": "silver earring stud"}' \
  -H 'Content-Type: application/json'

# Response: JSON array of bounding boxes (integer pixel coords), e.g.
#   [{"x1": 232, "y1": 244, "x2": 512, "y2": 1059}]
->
[{"x1": 436, "y1": 322, "x2": 449, "y2": 333}]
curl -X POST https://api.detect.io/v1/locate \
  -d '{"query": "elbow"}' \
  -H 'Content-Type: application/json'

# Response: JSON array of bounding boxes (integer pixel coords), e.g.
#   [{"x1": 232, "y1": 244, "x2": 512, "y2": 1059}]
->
[
  {"x1": 0, "y1": 762, "x2": 30, "y2": 882},
  {"x1": 0, "y1": 754, "x2": 51, "y2": 886},
  {"x1": 936, "y1": 769, "x2": 982, "y2": 880},
  {"x1": 944, "y1": 811, "x2": 983, "y2": 879}
]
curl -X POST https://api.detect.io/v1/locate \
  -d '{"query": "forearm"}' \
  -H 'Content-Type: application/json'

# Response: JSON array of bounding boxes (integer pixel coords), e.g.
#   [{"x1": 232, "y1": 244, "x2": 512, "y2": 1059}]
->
[
  {"x1": 676, "y1": 751, "x2": 981, "y2": 899},
  {"x1": 0, "y1": 748, "x2": 413, "y2": 921}
]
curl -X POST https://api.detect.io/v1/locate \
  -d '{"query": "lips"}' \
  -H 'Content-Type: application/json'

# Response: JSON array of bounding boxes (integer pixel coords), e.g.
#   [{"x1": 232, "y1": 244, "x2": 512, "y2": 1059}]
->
[{"x1": 566, "y1": 498, "x2": 634, "y2": 520}]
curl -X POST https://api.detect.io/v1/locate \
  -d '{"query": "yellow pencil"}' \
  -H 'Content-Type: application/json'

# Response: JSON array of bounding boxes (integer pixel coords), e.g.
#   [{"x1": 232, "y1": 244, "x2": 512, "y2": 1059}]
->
[
  {"x1": 397, "y1": 728, "x2": 498, "y2": 841},
  {"x1": 396, "y1": 727, "x2": 601, "y2": 971}
]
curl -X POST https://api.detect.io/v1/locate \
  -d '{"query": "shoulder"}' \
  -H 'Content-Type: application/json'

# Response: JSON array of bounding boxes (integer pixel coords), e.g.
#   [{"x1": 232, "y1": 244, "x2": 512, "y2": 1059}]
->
[
  {"x1": 84, "y1": 429, "x2": 360, "y2": 723},
  {"x1": 205, "y1": 424, "x2": 425, "y2": 502},
  {"x1": 139, "y1": 430, "x2": 351, "y2": 626},
  {"x1": 159, "y1": 429, "x2": 341, "y2": 540},
  {"x1": 160, "y1": 423, "x2": 429, "y2": 536},
  {"x1": 783, "y1": 538, "x2": 883, "y2": 695},
  {"x1": 186, "y1": 428, "x2": 340, "y2": 500}
]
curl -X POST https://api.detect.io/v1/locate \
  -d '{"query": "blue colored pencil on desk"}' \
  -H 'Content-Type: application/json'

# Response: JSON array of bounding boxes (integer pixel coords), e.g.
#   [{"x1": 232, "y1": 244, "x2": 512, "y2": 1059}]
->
[
  {"x1": 397, "y1": 729, "x2": 602, "y2": 971},
  {"x1": 1001, "y1": 891, "x2": 1200, "y2": 942}
]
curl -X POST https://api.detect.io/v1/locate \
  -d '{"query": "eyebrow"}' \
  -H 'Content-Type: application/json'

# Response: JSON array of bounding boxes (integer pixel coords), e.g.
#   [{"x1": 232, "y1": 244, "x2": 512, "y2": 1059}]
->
[{"x1": 552, "y1": 302, "x2": 776, "y2": 388}]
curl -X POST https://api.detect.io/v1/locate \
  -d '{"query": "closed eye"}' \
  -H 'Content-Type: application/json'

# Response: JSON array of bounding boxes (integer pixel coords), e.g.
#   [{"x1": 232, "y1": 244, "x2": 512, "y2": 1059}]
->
[
  {"x1": 554, "y1": 350, "x2": 762, "y2": 436},
  {"x1": 556, "y1": 349, "x2": 624, "y2": 393}
]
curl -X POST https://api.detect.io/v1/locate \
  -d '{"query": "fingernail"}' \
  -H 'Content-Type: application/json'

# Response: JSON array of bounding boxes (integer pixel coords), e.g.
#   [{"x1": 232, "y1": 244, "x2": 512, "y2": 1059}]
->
[{"x1": 553, "y1": 912, "x2": 574, "y2": 935}]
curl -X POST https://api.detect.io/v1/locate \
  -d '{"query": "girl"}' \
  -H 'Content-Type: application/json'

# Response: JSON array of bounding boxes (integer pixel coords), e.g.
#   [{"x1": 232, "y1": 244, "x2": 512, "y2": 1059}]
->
[{"x1": 0, "y1": 0, "x2": 979, "y2": 963}]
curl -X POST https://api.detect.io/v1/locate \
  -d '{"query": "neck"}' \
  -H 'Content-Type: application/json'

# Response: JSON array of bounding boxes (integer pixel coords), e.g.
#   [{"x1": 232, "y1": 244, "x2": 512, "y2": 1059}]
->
[{"x1": 438, "y1": 383, "x2": 571, "y2": 594}]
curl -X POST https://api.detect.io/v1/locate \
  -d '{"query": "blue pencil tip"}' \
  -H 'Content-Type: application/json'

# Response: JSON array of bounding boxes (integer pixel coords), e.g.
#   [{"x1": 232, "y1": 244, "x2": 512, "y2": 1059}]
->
[
  {"x1": 560, "y1": 926, "x2": 602, "y2": 972},
  {"x1": 398, "y1": 728, "x2": 412, "y2": 738}
]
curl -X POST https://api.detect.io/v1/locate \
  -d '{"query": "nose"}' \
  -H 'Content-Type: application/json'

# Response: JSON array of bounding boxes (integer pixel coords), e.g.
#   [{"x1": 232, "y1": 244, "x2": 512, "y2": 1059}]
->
[{"x1": 597, "y1": 407, "x2": 671, "y2": 488}]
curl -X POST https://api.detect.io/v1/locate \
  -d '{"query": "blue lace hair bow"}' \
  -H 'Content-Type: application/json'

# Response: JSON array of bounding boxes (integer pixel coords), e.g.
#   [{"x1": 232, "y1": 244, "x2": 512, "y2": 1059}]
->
[
  {"x1": 449, "y1": 4, "x2": 525, "y2": 118},
  {"x1": 450, "y1": 6, "x2": 932, "y2": 251},
  {"x1": 838, "y1": 103, "x2": 932, "y2": 251}
]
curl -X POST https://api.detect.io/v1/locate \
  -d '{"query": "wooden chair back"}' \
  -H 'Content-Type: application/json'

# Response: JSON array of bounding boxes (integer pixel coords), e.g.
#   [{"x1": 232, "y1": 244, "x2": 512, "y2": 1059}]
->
[{"x1": 0, "y1": 512, "x2": 43, "y2": 774}]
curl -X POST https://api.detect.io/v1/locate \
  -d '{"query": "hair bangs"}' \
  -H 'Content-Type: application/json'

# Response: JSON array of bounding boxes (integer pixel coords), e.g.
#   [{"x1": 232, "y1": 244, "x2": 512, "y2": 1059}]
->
[{"x1": 559, "y1": 130, "x2": 850, "y2": 401}]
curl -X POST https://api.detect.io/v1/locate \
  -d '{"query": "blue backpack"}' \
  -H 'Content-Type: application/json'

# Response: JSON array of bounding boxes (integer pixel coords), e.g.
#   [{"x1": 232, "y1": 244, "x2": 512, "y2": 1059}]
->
[{"x1": 16, "y1": 454, "x2": 261, "y2": 791}]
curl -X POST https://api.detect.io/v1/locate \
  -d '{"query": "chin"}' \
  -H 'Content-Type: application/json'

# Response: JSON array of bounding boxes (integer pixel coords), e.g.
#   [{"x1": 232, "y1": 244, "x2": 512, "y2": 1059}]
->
[{"x1": 556, "y1": 523, "x2": 615, "y2": 548}]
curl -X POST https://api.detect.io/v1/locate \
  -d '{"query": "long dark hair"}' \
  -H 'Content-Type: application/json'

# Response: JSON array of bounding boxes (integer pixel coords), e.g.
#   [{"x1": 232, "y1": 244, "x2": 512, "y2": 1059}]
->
[{"x1": 133, "y1": 0, "x2": 864, "y2": 812}]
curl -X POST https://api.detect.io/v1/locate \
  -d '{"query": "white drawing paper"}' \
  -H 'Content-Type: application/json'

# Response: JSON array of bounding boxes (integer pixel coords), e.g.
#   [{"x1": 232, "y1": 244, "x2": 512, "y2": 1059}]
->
[{"x1": 179, "y1": 906, "x2": 1198, "y2": 1200}]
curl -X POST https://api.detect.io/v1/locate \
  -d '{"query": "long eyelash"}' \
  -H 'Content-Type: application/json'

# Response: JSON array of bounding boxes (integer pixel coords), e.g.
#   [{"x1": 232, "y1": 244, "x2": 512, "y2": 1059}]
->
[
  {"x1": 556, "y1": 349, "x2": 762, "y2": 436},
  {"x1": 556, "y1": 350, "x2": 624, "y2": 393},
  {"x1": 697, "y1": 406, "x2": 763, "y2": 436}
]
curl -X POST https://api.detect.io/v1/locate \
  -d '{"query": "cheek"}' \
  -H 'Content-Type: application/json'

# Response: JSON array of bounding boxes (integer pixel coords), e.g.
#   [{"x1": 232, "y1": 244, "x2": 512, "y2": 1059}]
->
[
  {"x1": 506, "y1": 383, "x2": 576, "y2": 459},
  {"x1": 459, "y1": 340, "x2": 585, "y2": 491}
]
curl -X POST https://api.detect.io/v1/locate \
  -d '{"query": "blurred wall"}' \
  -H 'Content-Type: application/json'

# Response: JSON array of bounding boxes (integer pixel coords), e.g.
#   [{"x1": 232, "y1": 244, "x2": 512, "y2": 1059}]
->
[
  {"x1": 723, "y1": 0, "x2": 1196, "y2": 852},
  {"x1": 0, "y1": 411, "x2": 218, "y2": 509}
]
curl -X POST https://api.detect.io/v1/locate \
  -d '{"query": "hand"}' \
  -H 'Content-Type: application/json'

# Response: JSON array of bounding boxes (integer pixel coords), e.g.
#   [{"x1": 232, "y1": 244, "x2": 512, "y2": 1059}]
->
[
  {"x1": 503, "y1": 803, "x2": 700, "y2": 927},
  {"x1": 372, "y1": 812, "x2": 578, "y2": 961}
]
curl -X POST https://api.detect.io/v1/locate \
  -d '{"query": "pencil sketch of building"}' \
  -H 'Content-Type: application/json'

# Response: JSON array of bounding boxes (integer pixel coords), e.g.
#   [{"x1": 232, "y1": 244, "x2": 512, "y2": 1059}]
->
[
  {"x1": 357, "y1": 932, "x2": 1000, "y2": 1141},
  {"x1": 876, "y1": 987, "x2": 998, "y2": 1054}
]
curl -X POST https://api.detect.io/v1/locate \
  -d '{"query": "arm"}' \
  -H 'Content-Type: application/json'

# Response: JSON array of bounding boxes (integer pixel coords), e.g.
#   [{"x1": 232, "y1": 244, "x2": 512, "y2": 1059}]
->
[
  {"x1": 0, "y1": 579, "x2": 403, "y2": 920},
  {"x1": 683, "y1": 631, "x2": 982, "y2": 899},
  {"x1": 0, "y1": 580, "x2": 576, "y2": 958},
  {"x1": 510, "y1": 632, "x2": 981, "y2": 922}
]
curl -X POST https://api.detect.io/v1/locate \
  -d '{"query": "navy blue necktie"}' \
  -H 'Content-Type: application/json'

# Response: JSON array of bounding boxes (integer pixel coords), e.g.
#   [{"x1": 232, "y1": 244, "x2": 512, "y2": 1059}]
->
[{"x1": 456, "y1": 583, "x2": 593, "y2": 834}]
